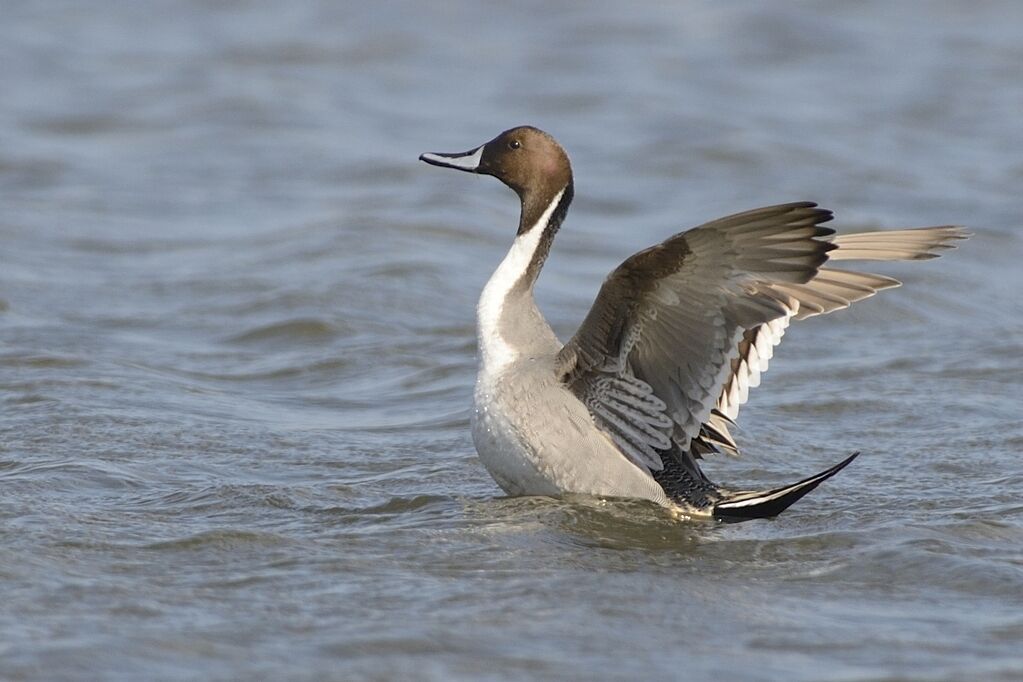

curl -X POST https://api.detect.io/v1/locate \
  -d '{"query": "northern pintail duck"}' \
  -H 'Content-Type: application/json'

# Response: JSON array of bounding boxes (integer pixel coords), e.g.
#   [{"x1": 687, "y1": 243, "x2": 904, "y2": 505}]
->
[{"x1": 420, "y1": 126, "x2": 966, "y2": 521}]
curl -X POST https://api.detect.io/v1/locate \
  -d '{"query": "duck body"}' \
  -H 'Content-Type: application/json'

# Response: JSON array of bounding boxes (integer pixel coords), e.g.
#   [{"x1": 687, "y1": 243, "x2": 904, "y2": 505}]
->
[
  {"x1": 421, "y1": 126, "x2": 966, "y2": 520},
  {"x1": 472, "y1": 331, "x2": 672, "y2": 505}
]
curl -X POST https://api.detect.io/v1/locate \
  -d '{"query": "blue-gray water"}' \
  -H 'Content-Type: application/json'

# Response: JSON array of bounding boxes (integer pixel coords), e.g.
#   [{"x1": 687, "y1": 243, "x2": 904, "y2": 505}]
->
[{"x1": 2, "y1": 2, "x2": 1022, "y2": 680}]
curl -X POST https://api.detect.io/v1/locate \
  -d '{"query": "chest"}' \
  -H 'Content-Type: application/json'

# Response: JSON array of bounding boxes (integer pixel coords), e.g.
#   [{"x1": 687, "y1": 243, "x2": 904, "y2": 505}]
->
[{"x1": 471, "y1": 369, "x2": 562, "y2": 497}]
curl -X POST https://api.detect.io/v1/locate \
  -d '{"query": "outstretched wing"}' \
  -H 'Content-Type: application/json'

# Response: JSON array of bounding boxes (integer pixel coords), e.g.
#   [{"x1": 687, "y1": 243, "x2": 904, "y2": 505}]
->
[
  {"x1": 556, "y1": 202, "x2": 836, "y2": 471},
  {"x1": 705, "y1": 226, "x2": 968, "y2": 455}
]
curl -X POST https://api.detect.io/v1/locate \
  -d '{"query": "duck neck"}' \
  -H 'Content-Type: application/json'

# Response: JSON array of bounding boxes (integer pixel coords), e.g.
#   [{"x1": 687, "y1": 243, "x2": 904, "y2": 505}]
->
[
  {"x1": 515, "y1": 181, "x2": 574, "y2": 289},
  {"x1": 476, "y1": 182, "x2": 573, "y2": 371}
]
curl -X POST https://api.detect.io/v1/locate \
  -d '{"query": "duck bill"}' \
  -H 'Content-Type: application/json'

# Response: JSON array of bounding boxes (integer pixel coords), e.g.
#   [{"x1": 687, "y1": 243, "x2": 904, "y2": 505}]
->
[{"x1": 419, "y1": 145, "x2": 484, "y2": 173}]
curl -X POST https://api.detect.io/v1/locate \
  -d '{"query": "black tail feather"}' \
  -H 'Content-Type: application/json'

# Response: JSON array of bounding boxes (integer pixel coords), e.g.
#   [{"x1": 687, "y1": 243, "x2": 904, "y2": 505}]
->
[{"x1": 713, "y1": 451, "x2": 859, "y2": 522}]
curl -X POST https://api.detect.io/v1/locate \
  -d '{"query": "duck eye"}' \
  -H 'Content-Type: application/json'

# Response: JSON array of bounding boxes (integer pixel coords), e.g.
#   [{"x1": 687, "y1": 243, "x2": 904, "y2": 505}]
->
[{"x1": 509, "y1": 140, "x2": 521, "y2": 150}]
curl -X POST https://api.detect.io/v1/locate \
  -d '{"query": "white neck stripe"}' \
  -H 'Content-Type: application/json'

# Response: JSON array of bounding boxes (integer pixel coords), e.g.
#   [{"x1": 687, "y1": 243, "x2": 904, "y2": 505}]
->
[{"x1": 476, "y1": 188, "x2": 566, "y2": 372}]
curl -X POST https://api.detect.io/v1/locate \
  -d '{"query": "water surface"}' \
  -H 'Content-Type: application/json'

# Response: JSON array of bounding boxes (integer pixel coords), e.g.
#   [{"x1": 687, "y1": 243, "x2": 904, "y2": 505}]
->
[{"x1": 2, "y1": 2, "x2": 1022, "y2": 680}]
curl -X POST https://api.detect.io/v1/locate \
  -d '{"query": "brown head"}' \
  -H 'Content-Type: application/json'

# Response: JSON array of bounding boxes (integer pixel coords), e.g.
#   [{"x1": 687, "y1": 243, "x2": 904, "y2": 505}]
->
[{"x1": 420, "y1": 126, "x2": 574, "y2": 234}]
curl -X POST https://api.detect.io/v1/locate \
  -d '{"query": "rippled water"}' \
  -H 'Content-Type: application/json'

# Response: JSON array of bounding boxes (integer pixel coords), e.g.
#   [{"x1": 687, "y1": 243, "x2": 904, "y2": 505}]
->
[{"x1": 2, "y1": 2, "x2": 1022, "y2": 680}]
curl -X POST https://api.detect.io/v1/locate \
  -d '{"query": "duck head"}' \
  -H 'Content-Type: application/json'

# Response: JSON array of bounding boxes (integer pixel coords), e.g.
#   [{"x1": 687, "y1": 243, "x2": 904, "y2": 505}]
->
[{"x1": 420, "y1": 126, "x2": 573, "y2": 235}]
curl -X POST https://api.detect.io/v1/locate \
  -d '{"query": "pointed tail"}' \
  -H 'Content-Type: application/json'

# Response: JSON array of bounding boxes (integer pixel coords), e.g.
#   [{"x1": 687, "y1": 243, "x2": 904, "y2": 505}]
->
[{"x1": 713, "y1": 452, "x2": 859, "y2": 522}]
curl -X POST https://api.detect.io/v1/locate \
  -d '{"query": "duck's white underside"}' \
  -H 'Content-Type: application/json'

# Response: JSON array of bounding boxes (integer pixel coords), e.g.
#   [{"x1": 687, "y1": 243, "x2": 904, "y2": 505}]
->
[{"x1": 471, "y1": 190, "x2": 563, "y2": 496}]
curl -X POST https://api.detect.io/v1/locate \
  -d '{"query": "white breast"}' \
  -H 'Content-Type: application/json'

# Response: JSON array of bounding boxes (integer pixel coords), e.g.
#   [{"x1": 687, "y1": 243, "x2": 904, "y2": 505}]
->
[
  {"x1": 471, "y1": 376, "x2": 562, "y2": 497},
  {"x1": 471, "y1": 192, "x2": 567, "y2": 495}
]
